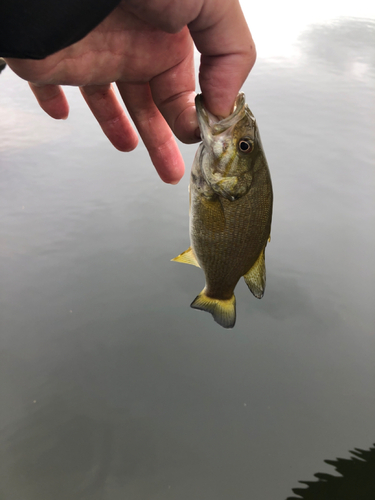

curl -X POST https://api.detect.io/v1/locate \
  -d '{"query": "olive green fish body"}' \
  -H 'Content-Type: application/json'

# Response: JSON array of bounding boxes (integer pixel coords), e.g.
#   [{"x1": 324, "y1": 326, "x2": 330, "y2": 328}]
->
[
  {"x1": 173, "y1": 93, "x2": 273, "y2": 328},
  {"x1": 190, "y1": 154, "x2": 272, "y2": 299}
]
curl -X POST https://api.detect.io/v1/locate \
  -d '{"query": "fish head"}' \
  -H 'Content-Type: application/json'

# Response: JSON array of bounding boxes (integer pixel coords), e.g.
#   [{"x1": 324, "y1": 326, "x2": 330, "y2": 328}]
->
[{"x1": 195, "y1": 93, "x2": 261, "y2": 200}]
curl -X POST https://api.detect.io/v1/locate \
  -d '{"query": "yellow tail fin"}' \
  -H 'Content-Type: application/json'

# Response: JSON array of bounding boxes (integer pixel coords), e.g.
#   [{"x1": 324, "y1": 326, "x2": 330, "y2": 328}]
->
[{"x1": 190, "y1": 289, "x2": 236, "y2": 329}]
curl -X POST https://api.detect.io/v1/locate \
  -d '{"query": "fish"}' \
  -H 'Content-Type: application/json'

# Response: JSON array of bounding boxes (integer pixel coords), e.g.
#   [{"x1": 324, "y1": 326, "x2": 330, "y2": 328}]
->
[{"x1": 172, "y1": 92, "x2": 273, "y2": 328}]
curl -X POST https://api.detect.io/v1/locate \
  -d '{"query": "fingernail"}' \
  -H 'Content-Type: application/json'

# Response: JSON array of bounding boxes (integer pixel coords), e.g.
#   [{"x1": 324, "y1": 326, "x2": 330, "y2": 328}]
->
[{"x1": 195, "y1": 127, "x2": 201, "y2": 140}]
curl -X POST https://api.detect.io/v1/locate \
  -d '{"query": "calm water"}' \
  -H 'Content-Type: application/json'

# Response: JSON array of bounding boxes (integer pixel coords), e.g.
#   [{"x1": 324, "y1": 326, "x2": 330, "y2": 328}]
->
[{"x1": 1, "y1": 11, "x2": 374, "y2": 500}]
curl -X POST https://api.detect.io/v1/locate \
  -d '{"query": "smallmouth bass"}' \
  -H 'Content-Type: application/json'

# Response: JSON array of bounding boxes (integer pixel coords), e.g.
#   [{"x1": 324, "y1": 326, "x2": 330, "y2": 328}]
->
[{"x1": 173, "y1": 93, "x2": 273, "y2": 328}]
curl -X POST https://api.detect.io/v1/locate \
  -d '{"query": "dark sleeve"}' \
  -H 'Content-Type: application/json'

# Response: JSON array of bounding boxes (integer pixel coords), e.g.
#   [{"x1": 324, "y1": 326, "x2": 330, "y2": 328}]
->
[{"x1": 0, "y1": 0, "x2": 121, "y2": 59}]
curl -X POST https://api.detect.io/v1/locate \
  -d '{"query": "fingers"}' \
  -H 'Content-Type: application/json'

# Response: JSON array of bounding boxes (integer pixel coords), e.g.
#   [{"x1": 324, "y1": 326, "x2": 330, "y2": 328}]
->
[
  {"x1": 189, "y1": 0, "x2": 256, "y2": 118},
  {"x1": 150, "y1": 37, "x2": 199, "y2": 144},
  {"x1": 80, "y1": 84, "x2": 138, "y2": 152},
  {"x1": 29, "y1": 81, "x2": 139, "y2": 153},
  {"x1": 117, "y1": 81, "x2": 185, "y2": 184},
  {"x1": 28, "y1": 82, "x2": 69, "y2": 119}
]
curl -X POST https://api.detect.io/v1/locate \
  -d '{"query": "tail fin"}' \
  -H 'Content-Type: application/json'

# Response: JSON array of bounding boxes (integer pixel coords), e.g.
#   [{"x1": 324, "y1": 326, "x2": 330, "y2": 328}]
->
[{"x1": 191, "y1": 289, "x2": 236, "y2": 329}]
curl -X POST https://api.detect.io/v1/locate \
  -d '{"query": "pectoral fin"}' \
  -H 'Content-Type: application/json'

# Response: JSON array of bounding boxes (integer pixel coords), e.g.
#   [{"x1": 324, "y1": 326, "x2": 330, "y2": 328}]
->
[
  {"x1": 243, "y1": 249, "x2": 266, "y2": 299},
  {"x1": 171, "y1": 247, "x2": 200, "y2": 267},
  {"x1": 191, "y1": 289, "x2": 236, "y2": 329}
]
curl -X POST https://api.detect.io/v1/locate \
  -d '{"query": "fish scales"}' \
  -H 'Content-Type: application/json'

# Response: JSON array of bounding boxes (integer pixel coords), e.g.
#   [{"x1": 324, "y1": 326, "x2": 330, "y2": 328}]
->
[
  {"x1": 192, "y1": 178, "x2": 271, "y2": 296},
  {"x1": 173, "y1": 93, "x2": 273, "y2": 328}
]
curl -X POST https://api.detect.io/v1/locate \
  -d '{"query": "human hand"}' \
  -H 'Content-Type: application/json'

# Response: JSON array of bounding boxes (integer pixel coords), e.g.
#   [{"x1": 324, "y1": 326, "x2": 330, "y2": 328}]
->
[{"x1": 4, "y1": 0, "x2": 255, "y2": 184}]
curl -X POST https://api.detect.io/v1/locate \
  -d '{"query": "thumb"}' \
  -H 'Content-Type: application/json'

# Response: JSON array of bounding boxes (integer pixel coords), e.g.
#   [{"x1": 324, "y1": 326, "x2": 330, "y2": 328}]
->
[{"x1": 189, "y1": 0, "x2": 256, "y2": 117}]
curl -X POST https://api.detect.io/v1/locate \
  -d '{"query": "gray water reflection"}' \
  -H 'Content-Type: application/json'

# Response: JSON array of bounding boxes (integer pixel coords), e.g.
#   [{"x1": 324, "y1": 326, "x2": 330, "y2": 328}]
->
[
  {"x1": 298, "y1": 18, "x2": 375, "y2": 74},
  {"x1": 1, "y1": 17, "x2": 374, "y2": 500}
]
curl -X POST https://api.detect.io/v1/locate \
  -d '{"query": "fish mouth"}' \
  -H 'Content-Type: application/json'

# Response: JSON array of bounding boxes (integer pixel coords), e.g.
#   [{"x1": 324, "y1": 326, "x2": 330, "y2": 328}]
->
[{"x1": 195, "y1": 92, "x2": 249, "y2": 142}]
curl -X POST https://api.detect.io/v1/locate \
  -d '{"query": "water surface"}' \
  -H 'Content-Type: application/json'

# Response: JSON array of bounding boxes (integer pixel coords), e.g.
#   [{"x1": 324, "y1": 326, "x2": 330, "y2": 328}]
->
[{"x1": 0, "y1": 9, "x2": 374, "y2": 500}]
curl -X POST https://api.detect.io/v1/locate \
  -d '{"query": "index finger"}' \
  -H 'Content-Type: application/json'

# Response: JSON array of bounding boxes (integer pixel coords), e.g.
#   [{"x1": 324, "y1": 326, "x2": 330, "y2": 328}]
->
[{"x1": 117, "y1": 81, "x2": 185, "y2": 184}]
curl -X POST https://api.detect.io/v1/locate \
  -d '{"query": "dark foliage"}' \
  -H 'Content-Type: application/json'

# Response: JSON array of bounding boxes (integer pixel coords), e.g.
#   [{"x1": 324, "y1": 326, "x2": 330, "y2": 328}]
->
[{"x1": 287, "y1": 445, "x2": 375, "y2": 500}]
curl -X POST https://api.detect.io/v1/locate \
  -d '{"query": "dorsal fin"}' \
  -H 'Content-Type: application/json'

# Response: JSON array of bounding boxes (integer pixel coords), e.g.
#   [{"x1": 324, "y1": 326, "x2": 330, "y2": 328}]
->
[{"x1": 171, "y1": 247, "x2": 200, "y2": 267}]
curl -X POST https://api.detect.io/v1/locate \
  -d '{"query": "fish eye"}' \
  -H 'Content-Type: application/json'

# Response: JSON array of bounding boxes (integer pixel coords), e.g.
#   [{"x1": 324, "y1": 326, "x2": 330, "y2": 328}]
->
[{"x1": 238, "y1": 139, "x2": 253, "y2": 153}]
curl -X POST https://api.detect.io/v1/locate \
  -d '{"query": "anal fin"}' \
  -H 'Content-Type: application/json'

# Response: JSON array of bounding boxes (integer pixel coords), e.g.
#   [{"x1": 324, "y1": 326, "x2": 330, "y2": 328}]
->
[
  {"x1": 171, "y1": 247, "x2": 200, "y2": 267},
  {"x1": 243, "y1": 249, "x2": 266, "y2": 299}
]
